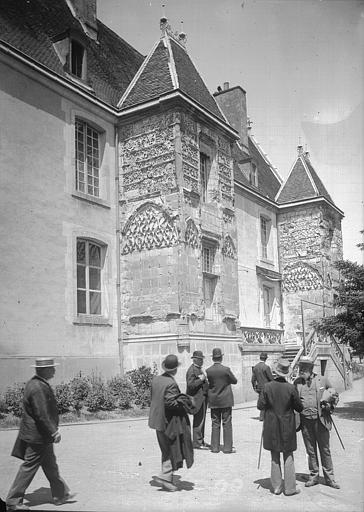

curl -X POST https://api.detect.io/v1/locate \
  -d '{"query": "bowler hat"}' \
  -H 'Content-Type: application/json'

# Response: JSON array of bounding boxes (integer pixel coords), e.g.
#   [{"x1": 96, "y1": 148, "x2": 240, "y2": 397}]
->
[
  {"x1": 212, "y1": 348, "x2": 223, "y2": 359},
  {"x1": 162, "y1": 354, "x2": 181, "y2": 373},
  {"x1": 191, "y1": 350, "x2": 204, "y2": 359},
  {"x1": 31, "y1": 357, "x2": 59, "y2": 368},
  {"x1": 299, "y1": 356, "x2": 314, "y2": 368},
  {"x1": 274, "y1": 358, "x2": 290, "y2": 377},
  {"x1": 260, "y1": 352, "x2": 268, "y2": 360}
]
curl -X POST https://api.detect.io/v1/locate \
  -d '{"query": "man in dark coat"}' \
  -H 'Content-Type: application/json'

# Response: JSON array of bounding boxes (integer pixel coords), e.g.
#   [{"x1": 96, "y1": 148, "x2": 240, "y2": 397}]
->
[
  {"x1": 149, "y1": 354, "x2": 194, "y2": 492},
  {"x1": 258, "y1": 358, "x2": 303, "y2": 496},
  {"x1": 206, "y1": 348, "x2": 237, "y2": 454},
  {"x1": 295, "y1": 357, "x2": 340, "y2": 489},
  {"x1": 6, "y1": 358, "x2": 73, "y2": 511},
  {"x1": 186, "y1": 350, "x2": 209, "y2": 449},
  {"x1": 251, "y1": 351, "x2": 274, "y2": 420}
]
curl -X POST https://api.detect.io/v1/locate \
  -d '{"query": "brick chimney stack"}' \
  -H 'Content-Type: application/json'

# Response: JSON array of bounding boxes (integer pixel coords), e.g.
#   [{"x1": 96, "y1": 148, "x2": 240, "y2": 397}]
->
[
  {"x1": 69, "y1": 0, "x2": 98, "y2": 40},
  {"x1": 213, "y1": 83, "x2": 249, "y2": 152}
]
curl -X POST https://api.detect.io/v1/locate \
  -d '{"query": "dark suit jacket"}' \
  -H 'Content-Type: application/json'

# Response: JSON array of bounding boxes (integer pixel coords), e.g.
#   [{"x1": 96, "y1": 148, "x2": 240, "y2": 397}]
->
[
  {"x1": 17, "y1": 375, "x2": 59, "y2": 445},
  {"x1": 251, "y1": 361, "x2": 273, "y2": 393},
  {"x1": 258, "y1": 377, "x2": 303, "y2": 452},
  {"x1": 148, "y1": 373, "x2": 189, "y2": 432},
  {"x1": 186, "y1": 364, "x2": 208, "y2": 411},
  {"x1": 206, "y1": 362, "x2": 237, "y2": 409}
]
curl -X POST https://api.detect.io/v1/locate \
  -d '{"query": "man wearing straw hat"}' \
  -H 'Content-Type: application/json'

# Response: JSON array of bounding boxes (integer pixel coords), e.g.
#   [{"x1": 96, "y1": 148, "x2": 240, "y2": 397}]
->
[
  {"x1": 6, "y1": 358, "x2": 74, "y2": 511},
  {"x1": 186, "y1": 350, "x2": 209, "y2": 450},
  {"x1": 257, "y1": 357, "x2": 303, "y2": 496},
  {"x1": 149, "y1": 354, "x2": 194, "y2": 492}
]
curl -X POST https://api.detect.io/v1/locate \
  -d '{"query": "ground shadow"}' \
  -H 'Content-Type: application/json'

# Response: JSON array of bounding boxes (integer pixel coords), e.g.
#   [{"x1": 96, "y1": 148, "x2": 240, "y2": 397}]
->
[
  {"x1": 253, "y1": 477, "x2": 271, "y2": 491},
  {"x1": 149, "y1": 477, "x2": 194, "y2": 492},
  {"x1": 334, "y1": 401, "x2": 364, "y2": 421},
  {"x1": 24, "y1": 487, "x2": 77, "y2": 507},
  {"x1": 295, "y1": 472, "x2": 326, "y2": 485}
]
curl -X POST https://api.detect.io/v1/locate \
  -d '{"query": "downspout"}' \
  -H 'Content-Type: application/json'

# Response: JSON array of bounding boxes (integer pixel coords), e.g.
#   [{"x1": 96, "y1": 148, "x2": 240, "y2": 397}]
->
[{"x1": 115, "y1": 125, "x2": 123, "y2": 375}]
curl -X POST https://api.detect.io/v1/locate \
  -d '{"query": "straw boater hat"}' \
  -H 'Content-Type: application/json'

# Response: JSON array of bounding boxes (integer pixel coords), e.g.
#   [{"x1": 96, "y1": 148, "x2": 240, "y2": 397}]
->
[
  {"x1": 31, "y1": 357, "x2": 59, "y2": 368},
  {"x1": 274, "y1": 358, "x2": 290, "y2": 377},
  {"x1": 161, "y1": 354, "x2": 181, "y2": 373}
]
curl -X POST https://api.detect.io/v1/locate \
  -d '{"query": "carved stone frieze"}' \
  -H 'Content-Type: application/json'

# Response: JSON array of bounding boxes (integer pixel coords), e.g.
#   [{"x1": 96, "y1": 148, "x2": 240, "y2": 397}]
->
[
  {"x1": 181, "y1": 136, "x2": 199, "y2": 167},
  {"x1": 282, "y1": 261, "x2": 323, "y2": 292},
  {"x1": 222, "y1": 234, "x2": 236, "y2": 258},
  {"x1": 217, "y1": 136, "x2": 230, "y2": 155},
  {"x1": 121, "y1": 203, "x2": 179, "y2": 254},
  {"x1": 185, "y1": 218, "x2": 199, "y2": 249}
]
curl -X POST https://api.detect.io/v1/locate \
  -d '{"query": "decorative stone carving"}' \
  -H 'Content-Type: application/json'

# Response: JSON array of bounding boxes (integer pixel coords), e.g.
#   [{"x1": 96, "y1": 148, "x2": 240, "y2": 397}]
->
[
  {"x1": 121, "y1": 203, "x2": 179, "y2": 254},
  {"x1": 185, "y1": 218, "x2": 199, "y2": 248},
  {"x1": 222, "y1": 234, "x2": 236, "y2": 258},
  {"x1": 240, "y1": 327, "x2": 283, "y2": 344},
  {"x1": 282, "y1": 261, "x2": 323, "y2": 292}
]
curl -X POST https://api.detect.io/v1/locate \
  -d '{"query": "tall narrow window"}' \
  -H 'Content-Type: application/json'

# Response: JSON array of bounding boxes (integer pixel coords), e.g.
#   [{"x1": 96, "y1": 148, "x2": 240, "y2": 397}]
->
[
  {"x1": 202, "y1": 246, "x2": 214, "y2": 273},
  {"x1": 71, "y1": 40, "x2": 84, "y2": 78},
  {"x1": 77, "y1": 239, "x2": 103, "y2": 315},
  {"x1": 263, "y1": 286, "x2": 272, "y2": 328},
  {"x1": 260, "y1": 216, "x2": 269, "y2": 259},
  {"x1": 200, "y1": 152, "x2": 210, "y2": 202},
  {"x1": 75, "y1": 120, "x2": 100, "y2": 197},
  {"x1": 249, "y1": 162, "x2": 257, "y2": 186}
]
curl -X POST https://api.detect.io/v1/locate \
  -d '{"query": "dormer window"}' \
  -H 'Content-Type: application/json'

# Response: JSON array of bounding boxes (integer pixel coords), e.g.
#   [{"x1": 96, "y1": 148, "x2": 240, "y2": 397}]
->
[
  {"x1": 249, "y1": 162, "x2": 258, "y2": 186},
  {"x1": 71, "y1": 40, "x2": 85, "y2": 78}
]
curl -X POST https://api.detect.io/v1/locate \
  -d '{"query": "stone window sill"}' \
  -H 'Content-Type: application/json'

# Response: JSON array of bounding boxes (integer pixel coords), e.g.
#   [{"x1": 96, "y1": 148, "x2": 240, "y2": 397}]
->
[
  {"x1": 260, "y1": 257, "x2": 275, "y2": 266},
  {"x1": 73, "y1": 315, "x2": 112, "y2": 326},
  {"x1": 72, "y1": 191, "x2": 110, "y2": 209}
]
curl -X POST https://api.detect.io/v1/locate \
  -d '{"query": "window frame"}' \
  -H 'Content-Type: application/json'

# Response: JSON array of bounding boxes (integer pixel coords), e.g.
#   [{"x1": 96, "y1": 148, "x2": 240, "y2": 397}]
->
[
  {"x1": 76, "y1": 238, "x2": 105, "y2": 317},
  {"x1": 70, "y1": 39, "x2": 85, "y2": 79},
  {"x1": 200, "y1": 151, "x2": 210, "y2": 202},
  {"x1": 75, "y1": 119, "x2": 101, "y2": 198},
  {"x1": 260, "y1": 215, "x2": 271, "y2": 260}
]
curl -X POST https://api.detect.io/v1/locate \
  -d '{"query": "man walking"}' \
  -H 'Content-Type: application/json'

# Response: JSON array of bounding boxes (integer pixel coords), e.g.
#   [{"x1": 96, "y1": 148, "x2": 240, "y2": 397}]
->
[
  {"x1": 6, "y1": 358, "x2": 73, "y2": 511},
  {"x1": 251, "y1": 352, "x2": 273, "y2": 420},
  {"x1": 206, "y1": 348, "x2": 237, "y2": 454},
  {"x1": 186, "y1": 350, "x2": 209, "y2": 449},
  {"x1": 148, "y1": 354, "x2": 194, "y2": 492},
  {"x1": 295, "y1": 357, "x2": 340, "y2": 489},
  {"x1": 258, "y1": 358, "x2": 303, "y2": 496}
]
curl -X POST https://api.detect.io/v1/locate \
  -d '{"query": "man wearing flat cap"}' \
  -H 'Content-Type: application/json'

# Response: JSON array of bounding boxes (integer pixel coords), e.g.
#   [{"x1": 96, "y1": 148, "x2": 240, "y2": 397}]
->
[
  {"x1": 295, "y1": 357, "x2": 340, "y2": 489},
  {"x1": 6, "y1": 358, "x2": 74, "y2": 511},
  {"x1": 149, "y1": 354, "x2": 194, "y2": 492},
  {"x1": 206, "y1": 348, "x2": 238, "y2": 454},
  {"x1": 251, "y1": 352, "x2": 274, "y2": 421},
  {"x1": 186, "y1": 350, "x2": 209, "y2": 449}
]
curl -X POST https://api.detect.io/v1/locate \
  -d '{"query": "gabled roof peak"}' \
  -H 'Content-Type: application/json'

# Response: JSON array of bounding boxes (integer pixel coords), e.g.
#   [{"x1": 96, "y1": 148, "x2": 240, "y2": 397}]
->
[{"x1": 160, "y1": 17, "x2": 187, "y2": 50}]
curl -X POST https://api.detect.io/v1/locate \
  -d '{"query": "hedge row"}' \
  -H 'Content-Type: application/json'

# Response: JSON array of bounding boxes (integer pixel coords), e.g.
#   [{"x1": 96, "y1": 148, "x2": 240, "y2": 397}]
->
[{"x1": 0, "y1": 365, "x2": 157, "y2": 417}]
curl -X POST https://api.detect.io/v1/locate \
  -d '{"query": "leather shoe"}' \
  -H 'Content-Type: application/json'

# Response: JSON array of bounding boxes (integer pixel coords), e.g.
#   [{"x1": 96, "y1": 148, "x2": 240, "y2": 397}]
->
[
  {"x1": 193, "y1": 444, "x2": 210, "y2": 450},
  {"x1": 273, "y1": 486, "x2": 283, "y2": 495},
  {"x1": 305, "y1": 479, "x2": 319, "y2": 487},
  {"x1": 6, "y1": 505, "x2": 30, "y2": 511},
  {"x1": 152, "y1": 476, "x2": 178, "y2": 492},
  {"x1": 326, "y1": 481, "x2": 340, "y2": 489},
  {"x1": 223, "y1": 448, "x2": 236, "y2": 454},
  {"x1": 53, "y1": 492, "x2": 76, "y2": 505},
  {"x1": 285, "y1": 489, "x2": 301, "y2": 496}
]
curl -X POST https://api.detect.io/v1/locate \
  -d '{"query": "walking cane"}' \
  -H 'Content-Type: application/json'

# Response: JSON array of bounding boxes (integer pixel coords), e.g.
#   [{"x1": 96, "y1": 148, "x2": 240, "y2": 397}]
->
[
  {"x1": 257, "y1": 427, "x2": 263, "y2": 469},
  {"x1": 331, "y1": 416, "x2": 345, "y2": 450}
]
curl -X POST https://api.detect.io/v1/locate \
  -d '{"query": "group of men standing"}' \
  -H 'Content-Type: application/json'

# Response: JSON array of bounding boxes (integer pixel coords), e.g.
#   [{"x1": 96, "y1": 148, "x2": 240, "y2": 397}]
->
[{"x1": 148, "y1": 348, "x2": 238, "y2": 491}]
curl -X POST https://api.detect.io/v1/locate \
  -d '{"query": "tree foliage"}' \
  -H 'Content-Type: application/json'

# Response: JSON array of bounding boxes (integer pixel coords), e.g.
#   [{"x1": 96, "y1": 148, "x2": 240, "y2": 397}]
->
[{"x1": 314, "y1": 255, "x2": 364, "y2": 355}]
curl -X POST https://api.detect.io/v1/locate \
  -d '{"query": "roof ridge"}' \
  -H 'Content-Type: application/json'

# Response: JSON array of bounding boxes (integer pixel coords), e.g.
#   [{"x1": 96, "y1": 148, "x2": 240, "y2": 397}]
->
[
  {"x1": 249, "y1": 134, "x2": 282, "y2": 184},
  {"x1": 299, "y1": 155, "x2": 319, "y2": 196},
  {"x1": 163, "y1": 35, "x2": 178, "y2": 89}
]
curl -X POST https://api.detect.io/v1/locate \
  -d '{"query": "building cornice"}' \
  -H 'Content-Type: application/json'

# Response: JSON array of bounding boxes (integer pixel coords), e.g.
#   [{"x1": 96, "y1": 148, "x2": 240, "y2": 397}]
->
[{"x1": 277, "y1": 196, "x2": 344, "y2": 217}]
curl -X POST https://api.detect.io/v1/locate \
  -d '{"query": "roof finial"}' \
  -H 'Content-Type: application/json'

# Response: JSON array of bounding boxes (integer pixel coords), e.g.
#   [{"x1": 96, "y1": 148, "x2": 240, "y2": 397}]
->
[
  {"x1": 160, "y1": 4, "x2": 169, "y2": 34},
  {"x1": 247, "y1": 117, "x2": 253, "y2": 132},
  {"x1": 178, "y1": 20, "x2": 187, "y2": 47},
  {"x1": 297, "y1": 136, "x2": 303, "y2": 156}
]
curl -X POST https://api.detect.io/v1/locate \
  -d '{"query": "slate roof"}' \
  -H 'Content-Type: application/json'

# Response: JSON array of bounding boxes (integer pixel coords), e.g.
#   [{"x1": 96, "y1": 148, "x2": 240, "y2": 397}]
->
[
  {"x1": 0, "y1": 0, "x2": 144, "y2": 106},
  {"x1": 120, "y1": 33, "x2": 225, "y2": 122},
  {"x1": 276, "y1": 153, "x2": 334, "y2": 204}
]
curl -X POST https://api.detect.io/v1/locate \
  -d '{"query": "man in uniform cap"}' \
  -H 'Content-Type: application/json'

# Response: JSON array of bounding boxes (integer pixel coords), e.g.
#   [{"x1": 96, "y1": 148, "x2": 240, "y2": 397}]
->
[
  {"x1": 295, "y1": 357, "x2": 340, "y2": 489},
  {"x1": 186, "y1": 350, "x2": 209, "y2": 449},
  {"x1": 6, "y1": 358, "x2": 74, "y2": 511},
  {"x1": 206, "y1": 348, "x2": 238, "y2": 453},
  {"x1": 251, "y1": 352, "x2": 274, "y2": 420}
]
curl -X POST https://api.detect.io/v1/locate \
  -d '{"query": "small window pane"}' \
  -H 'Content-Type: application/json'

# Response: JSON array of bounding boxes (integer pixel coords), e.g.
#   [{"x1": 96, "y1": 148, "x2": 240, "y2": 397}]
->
[
  {"x1": 90, "y1": 292, "x2": 101, "y2": 314},
  {"x1": 89, "y1": 244, "x2": 101, "y2": 266},
  {"x1": 89, "y1": 268, "x2": 101, "y2": 290},
  {"x1": 77, "y1": 265, "x2": 86, "y2": 288},
  {"x1": 77, "y1": 241, "x2": 85, "y2": 263},
  {"x1": 77, "y1": 290, "x2": 86, "y2": 314}
]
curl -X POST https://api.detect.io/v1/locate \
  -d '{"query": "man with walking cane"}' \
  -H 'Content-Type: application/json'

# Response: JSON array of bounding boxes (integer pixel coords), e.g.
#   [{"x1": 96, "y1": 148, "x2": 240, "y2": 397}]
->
[{"x1": 295, "y1": 357, "x2": 341, "y2": 489}]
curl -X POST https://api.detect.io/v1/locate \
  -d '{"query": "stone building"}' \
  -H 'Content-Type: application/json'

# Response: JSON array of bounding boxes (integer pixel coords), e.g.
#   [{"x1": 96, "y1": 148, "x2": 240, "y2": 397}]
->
[{"x1": 0, "y1": 0, "x2": 349, "y2": 398}]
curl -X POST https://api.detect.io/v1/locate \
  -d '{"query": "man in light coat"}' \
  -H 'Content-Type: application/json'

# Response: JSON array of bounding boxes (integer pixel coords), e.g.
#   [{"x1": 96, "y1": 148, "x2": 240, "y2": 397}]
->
[
  {"x1": 6, "y1": 358, "x2": 73, "y2": 511},
  {"x1": 206, "y1": 348, "x2": 237, "y2": 454},
  {"x1": 186, "y1": 350, "x2": 209, "y2": 449},
  {"x1": 258, "y1": 358, "x2": 303, "y2": 496},
  {"x1": 295, "y1": 357, "x2": 340, "y2": 489}
]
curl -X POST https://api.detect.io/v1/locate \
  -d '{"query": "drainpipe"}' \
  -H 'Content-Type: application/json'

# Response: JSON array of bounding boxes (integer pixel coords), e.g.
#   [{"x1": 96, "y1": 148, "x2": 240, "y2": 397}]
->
[{"x1": 115, "y1": 125, "x2": 123, "y2": 375}]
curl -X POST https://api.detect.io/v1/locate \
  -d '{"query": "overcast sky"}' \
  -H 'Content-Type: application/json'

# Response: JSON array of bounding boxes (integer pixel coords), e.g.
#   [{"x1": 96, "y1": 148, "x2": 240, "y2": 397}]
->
[{"x1": 98, "y1": 0, "x2": 364, "y2": 263}]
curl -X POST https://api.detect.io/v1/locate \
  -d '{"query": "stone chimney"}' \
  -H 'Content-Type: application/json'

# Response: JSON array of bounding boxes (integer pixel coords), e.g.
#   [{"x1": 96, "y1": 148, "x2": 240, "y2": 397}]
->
[
  {"x1": 68, "y1": 0, "x2": 98, "y2": 40},
  {"x1": 213, "y1": 83, "x2": 249, "y2": 152}
]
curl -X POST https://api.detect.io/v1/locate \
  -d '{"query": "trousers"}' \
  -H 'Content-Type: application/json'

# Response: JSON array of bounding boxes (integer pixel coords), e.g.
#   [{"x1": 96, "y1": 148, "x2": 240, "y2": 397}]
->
[
  {"x1": 301, "y1": 416, "x2": 335, "y2": 483},
  {"x1": 271, "y1": 451, "x2": 296, "y2": 494},
  {"x1": 192, "y1": 397, "x2": 207, "y2": 447},
  {"x1": 210, "y1": 407, "x2": 232, "y2": 452},
  {"x1": 156, "y1": 431, "x2": 173, "y2": 482},
  {"x1": 7, "y1": 443, "x2": 68, "y2": 507}
]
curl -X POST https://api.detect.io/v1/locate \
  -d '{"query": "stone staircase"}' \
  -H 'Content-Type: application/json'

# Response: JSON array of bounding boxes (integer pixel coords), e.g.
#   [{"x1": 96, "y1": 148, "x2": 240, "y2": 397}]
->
[{"x1": 283, "y1": 343, "x2": 301, "y2": 363}]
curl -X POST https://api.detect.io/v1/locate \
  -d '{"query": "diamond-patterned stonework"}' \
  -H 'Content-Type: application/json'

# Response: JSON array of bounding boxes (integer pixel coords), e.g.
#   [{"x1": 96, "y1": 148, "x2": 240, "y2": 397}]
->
[
  {"x1": 283, "y1": 262, "x2": 323, "y2": 292},
  {"x1": 222, "y1": 235, "x2": 236, "y2": 258},
  {"x1": 121, "y1": 203, "x2": 178, "y2": 254},
  {"x1": 185, "y1": 219, "x2": 199, "y2": 248}
]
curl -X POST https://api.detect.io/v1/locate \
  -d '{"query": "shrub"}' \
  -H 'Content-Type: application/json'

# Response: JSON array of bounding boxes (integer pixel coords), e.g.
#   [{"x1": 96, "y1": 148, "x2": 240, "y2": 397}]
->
[
  {"x1": 3, "y1": 383, "x2": 25, "y2": 417},
  {"x1": 126, "y1": 364, "x2": 157, "y2": 408},
  {"x1": 352, "y1": 361, "x2": 364, "y2": 380},
  {"x1": 69, "y1": 375, "x2": 92, "y2": 412},
  {"x1": 84, "y1": 378, "x2": 117, "y2": 412},
  {"x1": 107, "y1": 376, "x2": 134, "y2": 410},
  {"x1": 54, "y1": 382, "x2": 73, "y2": 414}
]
